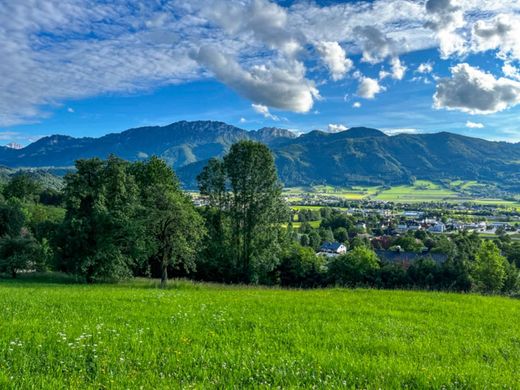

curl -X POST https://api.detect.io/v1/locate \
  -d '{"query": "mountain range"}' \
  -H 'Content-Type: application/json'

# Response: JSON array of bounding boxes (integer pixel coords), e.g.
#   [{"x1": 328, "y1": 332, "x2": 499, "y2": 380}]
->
[{"x1": 1, "y1": 120, "x2": 520, "y2": 190}]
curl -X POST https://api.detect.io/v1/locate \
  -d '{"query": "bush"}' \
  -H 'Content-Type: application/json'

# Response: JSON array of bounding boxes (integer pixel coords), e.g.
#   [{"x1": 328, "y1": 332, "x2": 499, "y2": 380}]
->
[
  {"x1": 278, "y1": 244, "x2": 326, "y2": 287},
  {"x1": 377, "y1": 262, "x2": 409, "y2": 289},
  {"x1": 407, "y1": 258, "x2": 441, "y2": 290},
  {"x1": 0, "y1": 235, "x2": 44, "y2": 278},
  {"x1": 327, "y1": 246, "x2": 380, "y2": 287}
]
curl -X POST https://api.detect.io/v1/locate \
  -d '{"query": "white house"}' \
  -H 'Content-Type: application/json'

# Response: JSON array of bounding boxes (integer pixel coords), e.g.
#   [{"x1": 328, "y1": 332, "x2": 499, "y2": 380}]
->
[{"x1": 317, "y1": 242, "x2": 347, "y2": 257}]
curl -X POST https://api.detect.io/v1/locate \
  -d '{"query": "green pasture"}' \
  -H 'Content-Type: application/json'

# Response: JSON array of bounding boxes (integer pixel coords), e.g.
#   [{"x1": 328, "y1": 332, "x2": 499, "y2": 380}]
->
[{"x1": 1, "y1": 277, "x2": 519, "y2": 388}]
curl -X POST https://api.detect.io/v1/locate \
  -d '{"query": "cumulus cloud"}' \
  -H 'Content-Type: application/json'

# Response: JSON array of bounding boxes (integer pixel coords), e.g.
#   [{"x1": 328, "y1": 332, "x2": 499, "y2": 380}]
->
[
  {"x1": 3, "y1": 0, "x2": 520, "y2": 127},
  {"x1": 357, "y1": 77, "x2": 385, "y2": 99},
  {"x1": 352, "y1": 101, "x2": 362, "y2": 108},
  {"x1": 417, "y1": 62, "x2": 433, "y2": 74},
  {"x1": 252, "y1": 103, "x2": 279, "y2": 120},
  {"x1": 315, "y1": 41, "x2": 353, "y2": 81},
  {"x1": 424, "y1": 0, "x2": 466, "y2": 58},
  {"x1": 327, "y1": 123, "x2": 348, "y2": 133},
  {"x1": 471, "y1": 14, "x2": 520, "y2": 61},
  {"x1": 434, "y1": 63, "x2": 520, "y2": 114},
  {"x1": 390, "y1": 57, "x2": 407, "y2": 80},
  {"x1": 192, "y1": 46, "x2": 319, "y2": 113},
  {"x1": 502, "y1": 62, "x2": 520, "y2": 80},
  {"x1": 202, "y1": 0, "x2": 301, "y2": 57},
  {"x1": 466, "y1": 121, "x2": 484, "y2": 128},
  {"x1": 354, "y1": 26, "x2": 399, "y2": 63}
]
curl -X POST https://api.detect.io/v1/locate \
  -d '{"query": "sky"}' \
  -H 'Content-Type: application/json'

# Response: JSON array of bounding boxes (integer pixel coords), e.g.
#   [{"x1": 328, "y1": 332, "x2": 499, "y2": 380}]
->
[{"x1": 1, "y1": 0, "x2": 520, "y2": 146}]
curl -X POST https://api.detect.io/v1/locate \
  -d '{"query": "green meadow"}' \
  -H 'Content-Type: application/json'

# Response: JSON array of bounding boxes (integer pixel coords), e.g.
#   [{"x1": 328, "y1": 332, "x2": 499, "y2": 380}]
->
[
  {"x1": 284, "y1": 180, "x2": 520, "y2": 207},
  {"x1": 1, "y1": 277, "x2": 519, "y2": 389}
]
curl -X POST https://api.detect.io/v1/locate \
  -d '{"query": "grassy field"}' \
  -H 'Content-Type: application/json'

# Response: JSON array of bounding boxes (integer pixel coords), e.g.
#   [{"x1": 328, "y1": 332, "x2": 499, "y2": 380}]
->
[
  {"x1": 373, "y1": 181, "x2": 460, "y2": 203},
  {"x1": 284, "y1": 181, "x2": 520, "y2": 207},
  {"x1": 1, "y1": 277, "x2": 519, "y2": 388},
  {"x1": 283, "y1": 220, "x2": 321, "y2": 229}
]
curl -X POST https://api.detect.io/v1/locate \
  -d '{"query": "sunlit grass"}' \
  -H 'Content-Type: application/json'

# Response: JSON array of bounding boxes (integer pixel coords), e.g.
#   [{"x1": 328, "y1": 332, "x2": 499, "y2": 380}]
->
[{"x1": 1, "y1": 278, "x2": 519, "y2": 388}]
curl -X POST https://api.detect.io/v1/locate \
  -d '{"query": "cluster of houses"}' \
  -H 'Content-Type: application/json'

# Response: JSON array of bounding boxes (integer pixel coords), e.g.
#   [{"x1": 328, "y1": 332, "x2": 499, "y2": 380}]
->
[
  {"x1": 314, "y1": 208, "x2": 520, "y2": 266},
  {"x1": 316, "y1": 241, "x2": 448, "y2": 267}
]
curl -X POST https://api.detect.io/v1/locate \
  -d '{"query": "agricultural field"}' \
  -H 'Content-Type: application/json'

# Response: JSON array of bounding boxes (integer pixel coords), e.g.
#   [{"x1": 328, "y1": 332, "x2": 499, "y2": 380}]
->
[
  {"x1": 1, "y1": 276, "x2": 519, "y2": 388},
  {"x1": 284, "y1": 180, "x2": 520, "y2": 208},
  {"x1": 283, "y1": 185, "x2": 379, "y2": 201},
  {"x1": 373, "y1": 180, "x2": 460, "y2": 202}
]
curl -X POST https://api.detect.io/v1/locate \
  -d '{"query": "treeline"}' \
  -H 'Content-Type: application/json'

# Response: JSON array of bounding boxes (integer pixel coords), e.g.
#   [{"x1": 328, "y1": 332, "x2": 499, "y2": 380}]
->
[{"x1": 0, "y1": 140, "x2": 519, "y2": 294}]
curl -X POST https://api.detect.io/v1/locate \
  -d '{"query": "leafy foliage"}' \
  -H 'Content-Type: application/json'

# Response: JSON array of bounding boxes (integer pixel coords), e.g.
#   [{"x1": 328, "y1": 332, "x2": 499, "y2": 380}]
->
[{"x1": 197, "y1": 141, "x2": 288, "y2": 284}]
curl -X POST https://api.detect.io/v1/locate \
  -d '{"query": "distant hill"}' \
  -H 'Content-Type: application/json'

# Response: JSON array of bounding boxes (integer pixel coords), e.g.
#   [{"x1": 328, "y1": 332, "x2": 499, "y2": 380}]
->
[
  {"x1": 2, "y1": 121, "x2": 520, "y2": 190},
  {"x1": 0, "y1": 166, "x2": 64, "y2": 190}
]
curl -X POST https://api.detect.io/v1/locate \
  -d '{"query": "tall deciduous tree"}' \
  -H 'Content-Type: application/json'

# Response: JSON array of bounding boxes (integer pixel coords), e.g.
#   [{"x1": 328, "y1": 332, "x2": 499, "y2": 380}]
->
[
  {"x1": 3, "y1": 174, "x2": 41, "y2": 202},
  {"x1": 224, "y1": 141, "x2": 288, "y2": 283},
  {"x1": 474, "y1": 240, "x2": 507, "y2": 293},
  {"x1": 57, "y1": 156, "x2": 145, "y2": 282},
  {"x1": 197, "y1": 158, "x2": 228, "y2": 210},
  {"x1": 196, "y1": 158, "x2": 235, "y2": 282},
  {"x1": 131, "y1": 157, "x2": 205, "y2": 287},
  {"x1": 0, "y1": 201, "x2": 25, "y2": 237}
]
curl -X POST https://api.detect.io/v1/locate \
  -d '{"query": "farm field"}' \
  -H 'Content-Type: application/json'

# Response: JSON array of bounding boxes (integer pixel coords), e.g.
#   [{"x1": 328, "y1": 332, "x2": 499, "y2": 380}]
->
[
  {"x1": 284, "y1": 180, "x2": 520, "y2": 208},
  {"x1": 1, "y1": 277, "x2": 519, "y2": 388}
]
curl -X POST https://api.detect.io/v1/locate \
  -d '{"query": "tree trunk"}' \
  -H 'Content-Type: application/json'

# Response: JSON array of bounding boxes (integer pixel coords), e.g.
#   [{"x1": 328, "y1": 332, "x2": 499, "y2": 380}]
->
[
  {"x1": 11, "y1": 269, "x2": 17, "y2": 279},
  {"x1": 161, "y1": 261, "x2": 168, "y2": 288},
  {"x1": 86, "y1": 266, "x2": 95, "y2": 284}
]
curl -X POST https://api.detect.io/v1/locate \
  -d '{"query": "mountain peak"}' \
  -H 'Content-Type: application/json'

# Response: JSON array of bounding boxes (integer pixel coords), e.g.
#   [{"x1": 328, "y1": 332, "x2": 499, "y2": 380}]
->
[
  {"x1": 251, "y1": 127, "x2": 298, "y2": 143},
  {"x1": 343, "y1": 127, "x2": 387, "y2": 138}
]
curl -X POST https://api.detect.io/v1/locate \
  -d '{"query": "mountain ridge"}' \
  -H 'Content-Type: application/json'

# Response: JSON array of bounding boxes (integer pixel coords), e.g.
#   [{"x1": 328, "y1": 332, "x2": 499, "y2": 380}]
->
[{"x1": 1, "y1": 121, "x2": 519, "y2": 190}]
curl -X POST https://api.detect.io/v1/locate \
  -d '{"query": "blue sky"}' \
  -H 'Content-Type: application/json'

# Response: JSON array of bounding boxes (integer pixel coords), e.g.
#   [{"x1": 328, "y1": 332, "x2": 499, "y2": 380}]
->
[{"x1": 1, "y1": 0, "x2": 520, "y2": 146}]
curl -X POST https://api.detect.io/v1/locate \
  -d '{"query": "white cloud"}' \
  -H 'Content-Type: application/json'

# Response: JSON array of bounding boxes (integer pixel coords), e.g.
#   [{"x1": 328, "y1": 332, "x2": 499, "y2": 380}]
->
[
  {"x1": 379, "y1": 70, "x2": 391, "y2": 80},
  {"x1": 471, "y1": 14, "x2": 520, "y2": 61},
  {"x1": 417, "y1": 62, "x2": 433, "y2": 74},
  {"x1": 0, "y1": 131, "x2": 44, "y2": 143},
  {"x1": 239, "y1": 117, "x2": 247, "y2": 123},
  {"x1": 354, "y1": 26, "x2": 399, "y2": 63},
  {"x1": 434, "y1": 63, "x2": 520, "y2": 114},
  {"x1": 202, "y1": 0, "x2": 301, "y2": 57},
  {"x1": 352, "y1": 101, "x2": 362, "y2": 108},
  {"x1": 327, "y1": 123, "x2": 348, "y2": 133},
  {"x1": 465, "y1": 121, "x2": 484, "y2": 128},
  {"x1": 390, "y1": 57, "x2": 407, "y2": 80},
  {"x1": 382, "y1": 128, "x2": 421, "y2": 135},
  {"x1": 252, "y1": 103, "x2": 279, "y2": 121},
  {"x1": 315, "y1": 41, "x2": 353, "y2": 81},
  {"x1": 424, "y1": 0, "x2": 466, "y2": 58},
  {"x1": 0, "y1": 1, "x2": 202, "y2": 126},
  {"x1": 2, "y1": 0, "x2": 520, "y2": 127},
  {"x1": 192, "y1": 46, "x2": 319, "y2": 113},
  {"x1": 357, "y1": 77, "x2": 385, "y2": 99},
  {"x1": 502, "y1": 62, "x2": 520, "y2": 81},
  {"x1": 67, "y1": 107, "x2": 74, "y2": 113}
]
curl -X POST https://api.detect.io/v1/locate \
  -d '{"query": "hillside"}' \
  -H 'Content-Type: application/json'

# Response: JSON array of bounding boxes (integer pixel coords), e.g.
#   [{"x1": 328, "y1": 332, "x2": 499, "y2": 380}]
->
[
  {"x1": 2, "y1": 121, "x2": 520, "y2": 190},
  {"x1": 271, "y1": 130, "x2": 520, "y2": 189},
  {"x1": 0, "y1": 166, "x2": 64, "y2": 190}
]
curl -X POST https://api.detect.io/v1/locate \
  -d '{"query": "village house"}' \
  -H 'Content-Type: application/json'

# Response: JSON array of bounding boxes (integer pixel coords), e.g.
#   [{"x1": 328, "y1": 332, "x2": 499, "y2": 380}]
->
[
  {"x1": 428, "y1": 222, "x2": 446, "y2": 233},
  {"x1": 317, "y1": 242, "x2": 347, "y2": 257}
]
